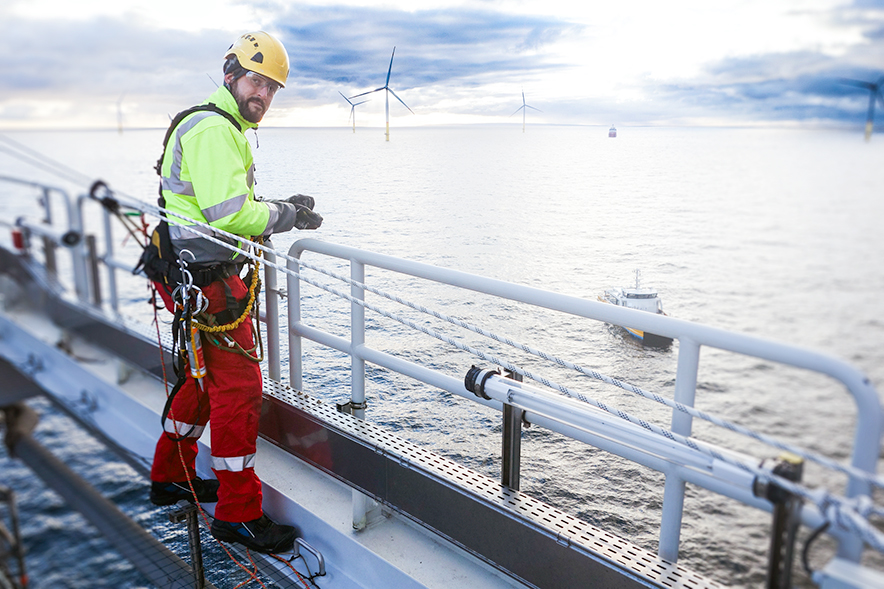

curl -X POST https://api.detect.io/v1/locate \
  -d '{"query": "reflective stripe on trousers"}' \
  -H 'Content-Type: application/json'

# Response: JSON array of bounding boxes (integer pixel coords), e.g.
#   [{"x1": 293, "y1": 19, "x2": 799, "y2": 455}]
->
[
  {"x1": 211, "y1": 453, "x2": 257, "y2": 473},
  {"x1": 150, "y1": 275, "x2": 264, "y2": 522},
  {"x1": 163, "y1": 418, "x2": 205, "y2": 438}
]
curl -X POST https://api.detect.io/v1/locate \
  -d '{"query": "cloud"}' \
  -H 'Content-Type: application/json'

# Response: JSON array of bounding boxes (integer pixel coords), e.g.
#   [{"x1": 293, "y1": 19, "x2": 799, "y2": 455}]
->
[
  {"x1": 273, "y1": 5, "x2": 579, "y2": 89},
  {"x1": 1, "y1": 1, "x2": 883, "y2": 128},
  {"x1": 0, "y1": 15, "x2": 231, "y2": 105},
  {"x1": 659, "y1": 0, "x2": 884, "y2": 127},
  {"x1": 0, "y1": 4, "x2": 582, "y2": 125}
]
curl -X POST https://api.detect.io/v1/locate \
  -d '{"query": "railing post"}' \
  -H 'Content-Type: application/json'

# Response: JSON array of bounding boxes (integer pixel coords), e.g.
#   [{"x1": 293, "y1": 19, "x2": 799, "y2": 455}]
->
[
  {"x1": 169, "y1": 503, "x2": 206, "y2": 589},
  {"x1": 501, "y1": 370, "x2": 523, "y2": 490},
  {"x1": 287, "y1": 254, "x2": 303, "y2": 391},
  {"x1": 42, "y1": 236, "x2": 57, "y2": 278},
  {"x1": 263, "y1": 240, "x2": 280, "y2": 382},
  {"x1": 38, "y1": 186, "x2": 57, "y2": 279},
  {"x1": 759, "y1": 454, "x2": 804, "y2": 589},
  {"x1": 71, "y1": 195, "x2": 91, "y2": 303},
  {"x1": 100, "y1": 207, "x2": 119, "y2": 313},
  {"x1": 350, "y1": 259, "x2": 369, "y2": 530},
  {"x1": 659, "y1": 337, "x2": 700, "y2": 562},
  {"x1": 350, "y1": 259, "x2": 366, "y2": 417},
  {"x1": 85, "y1": 235, "x2": 102, "y2": 307}
]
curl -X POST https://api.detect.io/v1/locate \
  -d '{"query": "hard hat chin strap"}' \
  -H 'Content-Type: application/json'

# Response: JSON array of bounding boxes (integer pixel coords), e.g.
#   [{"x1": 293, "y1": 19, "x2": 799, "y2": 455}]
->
[{"x1": 222, "y1": 56, "x2": 247, "y2": 91}]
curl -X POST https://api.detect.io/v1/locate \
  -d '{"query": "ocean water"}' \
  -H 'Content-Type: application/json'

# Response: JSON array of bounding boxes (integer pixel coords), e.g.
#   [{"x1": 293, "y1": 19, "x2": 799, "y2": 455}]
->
[{"x1": 1, "y1": 124, "x2": 883, "y2": 588}]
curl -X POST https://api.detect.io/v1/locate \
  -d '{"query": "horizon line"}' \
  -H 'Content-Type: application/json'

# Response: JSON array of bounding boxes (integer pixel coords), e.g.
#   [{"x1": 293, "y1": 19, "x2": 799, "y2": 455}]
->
[{"x1": 0, "y1": 121, "x2": 867, "y2": 133}]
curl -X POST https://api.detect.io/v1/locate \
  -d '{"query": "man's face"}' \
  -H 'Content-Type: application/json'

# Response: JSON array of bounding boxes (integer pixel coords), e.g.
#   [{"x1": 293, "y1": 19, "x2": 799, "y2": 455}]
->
[{"x1": 226, "y1": 71, "x2": 281, "y2": 123}]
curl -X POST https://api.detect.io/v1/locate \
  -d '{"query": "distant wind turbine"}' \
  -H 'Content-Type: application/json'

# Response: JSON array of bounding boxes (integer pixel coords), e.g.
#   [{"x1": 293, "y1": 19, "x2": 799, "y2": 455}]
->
[
  {"x1": 511, "y1": 91, "x2": 541, "y2": 133},
  {"x1": 116, "y1": 93, "x2": 125, "y2": 134},
  {"x1": 339, "y1": 91, "x2": 369, "y2": 133},
  {"x1": 350, "y1": 47, "x2": 414, "y2": 142},
  {"x1": 839, "y1": 76, "x2": 884, "y2": 141}
]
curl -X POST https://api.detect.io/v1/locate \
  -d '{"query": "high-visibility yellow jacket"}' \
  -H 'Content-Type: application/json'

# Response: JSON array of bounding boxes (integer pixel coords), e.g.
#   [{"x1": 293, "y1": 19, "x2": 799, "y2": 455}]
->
[{"x1": 158, "y1": 86, "x2": 294, "y2": 265}]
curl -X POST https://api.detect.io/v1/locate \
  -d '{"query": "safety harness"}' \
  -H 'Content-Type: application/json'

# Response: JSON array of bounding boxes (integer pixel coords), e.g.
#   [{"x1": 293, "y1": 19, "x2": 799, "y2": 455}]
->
[
  {"x1": 130, "y1": 103, "x2": 265, "y2": 440},
  {"x1": 136, "y1": 102, "x2": 244, "y2": 293}
]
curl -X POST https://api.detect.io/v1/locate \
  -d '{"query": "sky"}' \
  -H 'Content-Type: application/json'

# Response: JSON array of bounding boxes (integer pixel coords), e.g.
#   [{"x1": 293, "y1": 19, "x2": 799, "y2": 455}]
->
[{"x1": 1, "y1": 0, "x2": 883, "y2": 130}]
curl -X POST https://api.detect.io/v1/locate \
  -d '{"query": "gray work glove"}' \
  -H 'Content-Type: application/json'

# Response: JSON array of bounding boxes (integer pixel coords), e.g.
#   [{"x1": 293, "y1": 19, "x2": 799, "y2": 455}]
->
[
  {"x1": 262, "y1": 194, "x2": 322, "y2": 234},
  {"x1": 284, "y1": 194, "x2": 323, "y2": 230}
]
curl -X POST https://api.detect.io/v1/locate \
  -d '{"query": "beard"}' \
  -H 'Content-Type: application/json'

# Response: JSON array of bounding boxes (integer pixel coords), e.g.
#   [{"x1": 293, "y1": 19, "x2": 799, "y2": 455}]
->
[{"x1": 230, "y1": 83, "x2": 268, "y2": 123}]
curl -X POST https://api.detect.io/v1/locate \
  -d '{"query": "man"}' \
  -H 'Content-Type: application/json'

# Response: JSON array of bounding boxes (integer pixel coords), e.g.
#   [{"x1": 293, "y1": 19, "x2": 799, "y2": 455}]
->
[{"x1": 148, "y1": 31, "x2": 321, "y2": 555}]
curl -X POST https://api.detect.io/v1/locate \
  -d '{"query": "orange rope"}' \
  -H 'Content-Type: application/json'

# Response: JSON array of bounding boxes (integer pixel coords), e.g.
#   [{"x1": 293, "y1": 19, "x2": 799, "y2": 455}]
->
[
  {"x1": 270, "y1": 554, "x2": 315, "y2": 588},
  {"x1": 154, "y1": 292, "x2": 268, "y2": 589}
]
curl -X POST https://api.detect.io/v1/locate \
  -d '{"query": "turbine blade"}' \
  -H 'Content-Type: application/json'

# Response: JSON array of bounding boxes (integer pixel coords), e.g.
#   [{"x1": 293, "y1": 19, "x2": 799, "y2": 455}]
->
[
  {"x1": 388, "y1": 88, "x2": 414, "y2": 114},
  {"x1": 349, "y1": 106, "x2": 354, "y2": 122},
  {"x1": 350, "y1": 88, "x2": 385, "y2": 99},
  {"x1": 386, "y1": 47, "x2": 396, "y2": 86},
  {"x1": 522, "y1": 91, "x2": 526, "y2": 106},
  {"x1": 526, "y1": 105, "x2": 542, "y2": 112},
  {"x1": 354, "y1": 99, "x2": 370, "y2": 106},
  {"x1": 339, "y1": 91, "x2": 354, "y2": 105},
  {"x1": 839, "y1": 77, "x2": 875, "y2": 90},
  {"x1": 510, "y1": 106, "x2": 525, "y2": 117}
]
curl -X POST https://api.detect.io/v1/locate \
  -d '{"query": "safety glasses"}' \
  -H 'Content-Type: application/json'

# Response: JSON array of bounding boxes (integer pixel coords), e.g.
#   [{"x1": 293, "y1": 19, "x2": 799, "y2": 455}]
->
[{"x1": 245, "y1": 71, "x2": 282, "y2": 96}]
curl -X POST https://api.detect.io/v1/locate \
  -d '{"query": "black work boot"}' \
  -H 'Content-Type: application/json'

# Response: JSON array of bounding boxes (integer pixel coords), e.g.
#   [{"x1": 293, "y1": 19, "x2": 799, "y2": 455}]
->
[
  {"x1": 150, "y1": 478, "x2": 219, "y2": 505},
  {"x1": 210, "y1": 514, "x2": 297, "y2": 554}
]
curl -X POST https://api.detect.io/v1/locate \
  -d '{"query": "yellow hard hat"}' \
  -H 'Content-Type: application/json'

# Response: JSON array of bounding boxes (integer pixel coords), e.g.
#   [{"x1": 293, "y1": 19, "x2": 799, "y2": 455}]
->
[{"x1": 225, "y1": 31, "x2": 289, "y2": 88}]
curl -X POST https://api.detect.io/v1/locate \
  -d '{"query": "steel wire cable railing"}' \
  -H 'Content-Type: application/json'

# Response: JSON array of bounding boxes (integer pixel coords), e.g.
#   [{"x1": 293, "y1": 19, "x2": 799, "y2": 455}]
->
[{"x1": 115, "y1": 194, "x2": 884, "y2": 489}]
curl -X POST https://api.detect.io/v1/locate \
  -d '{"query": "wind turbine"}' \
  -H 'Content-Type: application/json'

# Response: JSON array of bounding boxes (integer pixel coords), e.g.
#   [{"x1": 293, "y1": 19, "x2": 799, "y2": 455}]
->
[
  {"x1": 116, "y1": 93, "x2": 125, "y2": 134},
  {"x1": 350, "y1": 47, "x2": 414, "y2": 141},
  {"x1": 511, "y1": 91, "x2": 541, "y2": 133},
  {"x1": 339, "y1": 91, "x2": 369, "y2": 133},
  {"x1": 839, "y1": 76, "x2": 884, "y2": 141}
]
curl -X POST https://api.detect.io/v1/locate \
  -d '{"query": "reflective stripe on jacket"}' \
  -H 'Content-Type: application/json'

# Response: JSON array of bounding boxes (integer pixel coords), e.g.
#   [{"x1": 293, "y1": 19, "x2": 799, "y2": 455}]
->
[{"x1": 158, "y1": 86, "x2": 286, "y2": 265}]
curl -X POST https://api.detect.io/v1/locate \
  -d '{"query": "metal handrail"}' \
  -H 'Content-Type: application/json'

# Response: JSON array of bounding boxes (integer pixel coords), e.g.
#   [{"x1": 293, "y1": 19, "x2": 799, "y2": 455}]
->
[{"x1": 284, "y1": 237, "x2": 882, "y2": 563}]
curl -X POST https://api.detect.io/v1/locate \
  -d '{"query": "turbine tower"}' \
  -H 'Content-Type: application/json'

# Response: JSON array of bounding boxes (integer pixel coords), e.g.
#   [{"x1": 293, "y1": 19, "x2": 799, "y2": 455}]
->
[
  {"x1": 350, "y1": 47, "x2": 414, "y2": 141},
  {"x1": 840, "y1": 76, "x2": 884, "y2": 141},
  {"x1": 339, "y1": 91, "x2": 369, "y2": 133},
  {"x1": 511, "y1": 91, "x2": 541, "y2": 133},
  {"x1": 116, "y1": 93, "x2": 125, "y2": 134}
]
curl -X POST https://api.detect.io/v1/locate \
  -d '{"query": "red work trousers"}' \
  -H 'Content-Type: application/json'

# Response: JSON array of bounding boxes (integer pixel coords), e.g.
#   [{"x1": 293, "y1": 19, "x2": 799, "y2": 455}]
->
[{"x1": 150, "y1": 274, "x2": 264, "y2": 523}]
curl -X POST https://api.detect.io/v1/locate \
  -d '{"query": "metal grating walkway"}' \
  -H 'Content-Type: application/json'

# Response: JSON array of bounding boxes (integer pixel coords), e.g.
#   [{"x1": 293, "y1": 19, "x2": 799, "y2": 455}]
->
[{"x1": 262, "y1": 380, "x2": 724, "y2": 589}]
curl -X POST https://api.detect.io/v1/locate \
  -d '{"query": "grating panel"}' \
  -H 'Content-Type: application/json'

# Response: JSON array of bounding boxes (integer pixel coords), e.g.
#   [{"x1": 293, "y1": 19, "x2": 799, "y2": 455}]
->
[{"x1": 262, "y1": 381, "x2": 725, "y2": 589}]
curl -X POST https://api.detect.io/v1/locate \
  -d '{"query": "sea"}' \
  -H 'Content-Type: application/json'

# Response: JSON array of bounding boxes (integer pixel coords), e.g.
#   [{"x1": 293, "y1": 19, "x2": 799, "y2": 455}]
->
[{"x1": 0, "y1": 124, "x2": 882, "y2": 588}]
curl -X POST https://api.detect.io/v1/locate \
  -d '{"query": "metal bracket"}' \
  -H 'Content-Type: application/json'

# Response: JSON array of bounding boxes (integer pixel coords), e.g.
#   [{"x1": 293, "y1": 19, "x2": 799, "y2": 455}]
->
[{"x1": 336, "y1": 400, "x2": 367, "y2": 416}]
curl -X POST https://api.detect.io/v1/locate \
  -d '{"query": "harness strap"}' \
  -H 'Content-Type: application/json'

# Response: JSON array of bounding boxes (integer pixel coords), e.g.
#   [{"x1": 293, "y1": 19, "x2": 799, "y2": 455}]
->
[
  {"x1": 155, "y1": 103, "x2": 242, "y2": 176},
  {"x1": 162, "y1": 302, "x2": 201, "y2": 442}
]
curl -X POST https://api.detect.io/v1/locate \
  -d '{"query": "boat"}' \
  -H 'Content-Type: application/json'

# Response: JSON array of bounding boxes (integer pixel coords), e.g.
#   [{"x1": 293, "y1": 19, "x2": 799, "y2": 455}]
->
[
  {"x1": 599, "y1": 270, "x2": 673, "y2": 347},
  {"x1": 609, "y1": 125, "x2": 617, "y2": 137},
  {"x1": 1, "y1": 174, "x2": 883, "y2": 588}
]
